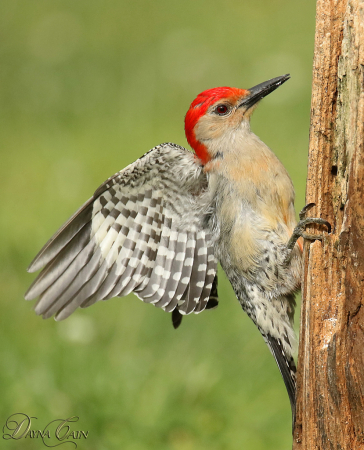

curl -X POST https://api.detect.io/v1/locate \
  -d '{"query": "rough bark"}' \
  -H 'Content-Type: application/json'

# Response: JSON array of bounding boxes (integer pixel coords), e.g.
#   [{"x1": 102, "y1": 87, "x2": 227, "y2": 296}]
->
[{"x1": 293, "y1": 0, "x2": 364, "y2": 449}]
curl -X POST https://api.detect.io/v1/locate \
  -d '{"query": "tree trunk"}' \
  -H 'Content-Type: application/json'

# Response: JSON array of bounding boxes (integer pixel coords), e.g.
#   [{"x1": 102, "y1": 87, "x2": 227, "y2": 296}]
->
[{"x1": 293, "y1": 0, "x2": 364, "y2": 448}]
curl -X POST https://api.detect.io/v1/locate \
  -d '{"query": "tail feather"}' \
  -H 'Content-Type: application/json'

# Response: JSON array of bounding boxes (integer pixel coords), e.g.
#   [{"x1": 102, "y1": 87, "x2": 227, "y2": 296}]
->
[{"x1": 265, "y1": 334, "x2": 296, "y2": 424}]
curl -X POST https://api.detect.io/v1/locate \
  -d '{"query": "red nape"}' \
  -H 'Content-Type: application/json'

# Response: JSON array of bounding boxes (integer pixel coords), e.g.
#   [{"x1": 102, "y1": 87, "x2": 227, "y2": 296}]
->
[{"x1": 184, "y1": 87, "x2": 247, "y2": 165}]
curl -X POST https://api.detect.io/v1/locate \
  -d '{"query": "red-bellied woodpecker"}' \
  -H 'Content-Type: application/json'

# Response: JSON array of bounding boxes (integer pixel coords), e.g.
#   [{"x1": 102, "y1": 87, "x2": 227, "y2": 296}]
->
[{"x1": 25, "y1": 75, "x2": 330, "y2": 421}]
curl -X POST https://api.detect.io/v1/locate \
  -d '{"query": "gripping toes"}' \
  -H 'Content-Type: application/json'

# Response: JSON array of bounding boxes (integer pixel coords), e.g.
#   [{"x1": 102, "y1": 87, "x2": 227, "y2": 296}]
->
[
  {"x1": 286, "y1": 203, "x2": 331, "y2": 255},
  {"x1": 297, "y1": 202, "x2": 331, "y2": 238},
  {"x1": 298, "y1": 202, "x2": 316, "y2": 221},
  {"x1": 295, "y1": 217, "x2": 331, "y2": 241}
]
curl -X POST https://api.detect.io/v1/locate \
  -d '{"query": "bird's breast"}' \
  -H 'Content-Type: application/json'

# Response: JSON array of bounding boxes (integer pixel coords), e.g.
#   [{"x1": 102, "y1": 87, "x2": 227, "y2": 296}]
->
[{"x1": 208, "y1": 161, "x2": 296, "y2": 277}]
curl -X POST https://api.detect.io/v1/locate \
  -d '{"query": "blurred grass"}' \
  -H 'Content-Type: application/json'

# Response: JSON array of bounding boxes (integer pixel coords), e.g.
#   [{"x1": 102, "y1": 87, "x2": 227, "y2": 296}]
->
[{"x1": 0, "y1": 0, "x2": 316, "y2": 449}]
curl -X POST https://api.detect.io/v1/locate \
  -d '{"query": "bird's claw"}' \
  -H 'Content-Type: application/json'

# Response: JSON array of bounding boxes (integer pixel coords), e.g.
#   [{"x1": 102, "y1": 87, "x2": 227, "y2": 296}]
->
[
  {"x1": 294, "y1": 216, "x2": 332, "y2": 240},
  {"x1": 296, "y1": 202, "x2": 331, "y2": 236},
  {"x1": 298, "y1": 202, "x2": 316, "y2": 221},
  {"x1": 285, "y1": 203, "x2": 331, "y2": 261}
]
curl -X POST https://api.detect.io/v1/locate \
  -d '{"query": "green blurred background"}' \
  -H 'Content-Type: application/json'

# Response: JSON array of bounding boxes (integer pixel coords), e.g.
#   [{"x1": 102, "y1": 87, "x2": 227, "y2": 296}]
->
[{"x1": 0, "y1": 1, "x2": 316, "y2": 449}]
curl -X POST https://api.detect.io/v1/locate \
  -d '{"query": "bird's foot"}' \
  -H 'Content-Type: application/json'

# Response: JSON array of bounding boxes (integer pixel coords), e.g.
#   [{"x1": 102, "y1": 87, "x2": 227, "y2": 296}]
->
[{"x1": 284, "y1": 203, "x2": 331, "y2": 265}]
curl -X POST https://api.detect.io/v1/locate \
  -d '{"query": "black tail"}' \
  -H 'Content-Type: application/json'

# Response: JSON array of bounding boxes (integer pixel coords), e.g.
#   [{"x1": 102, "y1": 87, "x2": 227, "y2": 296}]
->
[{"x1": 265, "y1": 334, "x2": 296, "y2": 426}]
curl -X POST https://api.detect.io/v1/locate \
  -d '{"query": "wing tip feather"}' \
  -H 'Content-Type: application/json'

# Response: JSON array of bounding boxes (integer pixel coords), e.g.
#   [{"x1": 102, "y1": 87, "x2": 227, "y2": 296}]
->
[
  {"x1": 26, "y1": 197, "x2": 94, "y2": 275},
  {"x1": 27, "y1": 258, "x2": 43, "y2": 274}
]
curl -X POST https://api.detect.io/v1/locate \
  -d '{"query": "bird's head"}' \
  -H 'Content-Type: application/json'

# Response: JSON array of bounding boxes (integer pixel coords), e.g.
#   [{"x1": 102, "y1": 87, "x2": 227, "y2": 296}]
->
[{"x1": 184, "y1": 74, "x2": 290, "y2": 165}]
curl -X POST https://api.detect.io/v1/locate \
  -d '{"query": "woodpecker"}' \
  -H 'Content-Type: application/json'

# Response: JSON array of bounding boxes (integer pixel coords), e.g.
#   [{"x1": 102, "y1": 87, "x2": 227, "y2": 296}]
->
[{"x1": 25, "y1": 75, "x2": 330, "y2": 421}]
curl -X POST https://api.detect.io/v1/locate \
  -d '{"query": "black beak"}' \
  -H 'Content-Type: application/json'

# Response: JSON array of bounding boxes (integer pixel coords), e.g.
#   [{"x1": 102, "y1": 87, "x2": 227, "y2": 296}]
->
[{"x1": 239, "y1": 74, "x2": 290, "y2": 109}]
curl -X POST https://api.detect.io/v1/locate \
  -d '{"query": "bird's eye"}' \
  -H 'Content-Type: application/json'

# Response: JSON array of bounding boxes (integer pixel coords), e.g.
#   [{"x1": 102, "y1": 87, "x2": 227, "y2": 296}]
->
[{"x1": 215, "y1": 104, "x2": 229, "y2": 115}]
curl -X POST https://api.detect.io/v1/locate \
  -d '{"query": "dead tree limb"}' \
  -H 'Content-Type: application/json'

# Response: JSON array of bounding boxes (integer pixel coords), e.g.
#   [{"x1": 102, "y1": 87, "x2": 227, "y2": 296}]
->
[{"x1": 293, "y1": 0, "x2": 364, "y2": 448}]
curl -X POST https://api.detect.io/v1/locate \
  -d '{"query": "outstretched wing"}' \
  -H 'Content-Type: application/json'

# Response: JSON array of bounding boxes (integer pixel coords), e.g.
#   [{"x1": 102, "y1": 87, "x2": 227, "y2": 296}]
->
[{"x1": 25, "y1": 143, "x2": 218, "y2": 321}]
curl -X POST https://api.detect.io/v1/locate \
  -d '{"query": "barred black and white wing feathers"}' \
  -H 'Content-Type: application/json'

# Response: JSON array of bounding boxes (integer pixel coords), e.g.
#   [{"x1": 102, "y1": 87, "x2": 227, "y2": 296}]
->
[
  {"x1": 171, "y1": 273, "x2": 219, "y2": 329},
  {"x1": 25, "y1": 143, "x2": 219, "y2": 322}
]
